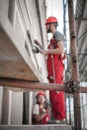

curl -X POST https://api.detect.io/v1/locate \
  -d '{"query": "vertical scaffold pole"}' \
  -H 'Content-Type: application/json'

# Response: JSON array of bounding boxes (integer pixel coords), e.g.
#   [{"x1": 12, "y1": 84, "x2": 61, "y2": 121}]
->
[{"x1": 67, "y1": 0, "x2": 82, "y2": 130}]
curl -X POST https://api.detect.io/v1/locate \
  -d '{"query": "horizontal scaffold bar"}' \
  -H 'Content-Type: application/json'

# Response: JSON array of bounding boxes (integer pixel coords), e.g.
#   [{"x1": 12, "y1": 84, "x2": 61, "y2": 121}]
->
[{"x1": 0, "y1": 77, "x2": 87, "y2": 93}]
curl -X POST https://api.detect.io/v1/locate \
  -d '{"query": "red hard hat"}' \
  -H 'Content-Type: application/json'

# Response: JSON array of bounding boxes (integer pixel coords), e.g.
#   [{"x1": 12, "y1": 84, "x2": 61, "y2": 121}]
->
[
  {"x1": 45, "y1": 16, "x2": 58, "y2": 25},
  {"x1": 36, "y1": 91, "x2": 46, "y2": 98}
]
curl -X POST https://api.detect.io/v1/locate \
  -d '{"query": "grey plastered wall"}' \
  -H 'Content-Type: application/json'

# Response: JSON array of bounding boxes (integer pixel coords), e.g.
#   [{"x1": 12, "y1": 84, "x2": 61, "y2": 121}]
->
[{"x1": 0, "y1": 0, "x2": 9, "y2": 15}]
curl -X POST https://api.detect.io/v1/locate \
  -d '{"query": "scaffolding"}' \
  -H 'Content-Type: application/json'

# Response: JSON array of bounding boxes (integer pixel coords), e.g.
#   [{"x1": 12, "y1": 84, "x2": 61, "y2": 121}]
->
[{"x1": 0, "y1": 0, "x2": 87, "y2": 130}]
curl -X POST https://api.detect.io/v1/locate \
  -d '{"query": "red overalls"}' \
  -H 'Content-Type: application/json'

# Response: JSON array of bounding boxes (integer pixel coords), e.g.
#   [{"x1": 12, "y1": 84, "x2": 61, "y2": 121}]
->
[
  {"x1": 47, "y1": 38, "x2": 66, "y2": 120},
  {"x1": 33, "y1": 106, "x2": 50, "y2": 124}
]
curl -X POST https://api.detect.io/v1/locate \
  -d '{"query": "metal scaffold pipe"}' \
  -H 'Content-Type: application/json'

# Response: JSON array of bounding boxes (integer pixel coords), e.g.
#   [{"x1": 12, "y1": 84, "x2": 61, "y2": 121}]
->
[
  {"x1": 0, "y1": 77, "x2": 87, "y2": 93},
  {"x1": 0, "y1": 77, "x2": 65, "y2": 91},
  {"x1": 67, "y1": 0, "x2": 82, "y2": 130}
]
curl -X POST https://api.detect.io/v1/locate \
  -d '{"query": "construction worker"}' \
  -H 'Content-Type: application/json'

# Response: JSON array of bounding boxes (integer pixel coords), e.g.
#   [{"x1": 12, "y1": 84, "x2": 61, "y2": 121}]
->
[
  {"x1": 34, "y1": 16, "x2": 66, "y2": 122},
  {"x1": 32, "y1": 91, "x2": 50, "y2": 124}
]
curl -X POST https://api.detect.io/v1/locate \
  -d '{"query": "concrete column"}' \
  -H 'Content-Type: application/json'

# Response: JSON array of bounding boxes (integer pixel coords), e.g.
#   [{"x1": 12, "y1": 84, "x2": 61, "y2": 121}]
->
[
  {"x1": 1, "y1": 87, "x2": 10, "y2": 125},
  {"x1": 23, "y1": 92, "x2": 33, "y2": 125},
  {"x1": 0, "y1": 87, "x2": 3, "y2": 124},
  {"x1": 23, "y1": 92, "x2": 29, "y2": 124},
  {"x1": 10, "y1": 91, "x2": 23, "y2": 125}
]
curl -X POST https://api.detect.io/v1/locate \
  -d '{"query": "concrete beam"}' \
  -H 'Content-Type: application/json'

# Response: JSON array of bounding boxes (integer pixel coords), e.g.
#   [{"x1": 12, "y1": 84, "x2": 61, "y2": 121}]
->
[
  {"x1": 0, "y1": 125, "x2": 72, "y2": 130},
  {"x1": 0, "y1": 11, "x2": 39, "y2": 81}
]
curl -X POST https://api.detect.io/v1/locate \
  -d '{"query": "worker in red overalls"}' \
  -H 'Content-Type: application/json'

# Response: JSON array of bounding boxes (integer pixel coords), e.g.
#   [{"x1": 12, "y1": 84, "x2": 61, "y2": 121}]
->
[
  {"x1": 34, "y1": 16, "x2": 66, "y2": 122},
  {"x1": 32, "y1": 91, "x2": 50, "y2": 124}
]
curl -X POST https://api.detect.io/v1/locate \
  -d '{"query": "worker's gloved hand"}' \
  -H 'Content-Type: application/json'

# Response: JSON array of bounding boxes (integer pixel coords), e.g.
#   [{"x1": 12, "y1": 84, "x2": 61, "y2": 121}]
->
[
  {"x1": 34, "y1": 39, "x2": 40, "y2": 46},
  {"x1": 34, "y1": 39, "x2": 43, "y2": 49},
  {"x1": 32, "y1": 46, "x2": 39, "y2": 53}
]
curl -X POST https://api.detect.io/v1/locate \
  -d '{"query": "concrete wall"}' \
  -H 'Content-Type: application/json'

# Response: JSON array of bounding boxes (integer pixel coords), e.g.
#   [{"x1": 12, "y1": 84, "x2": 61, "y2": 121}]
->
[
  {"x1": 0, "y1": 0, "x2": 48, "y2": 82},
  {"x1": 0, "y1": 0, "x2": 47, "y2": 125},
  {"x1": 0, "y1": 0, "x2": 9, "y2": 15},
  {"x1": 11, "y1": 0, "x2": 48, "y2": 82}
]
